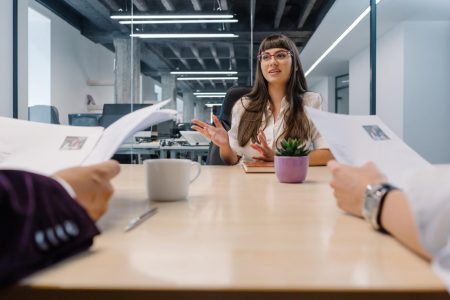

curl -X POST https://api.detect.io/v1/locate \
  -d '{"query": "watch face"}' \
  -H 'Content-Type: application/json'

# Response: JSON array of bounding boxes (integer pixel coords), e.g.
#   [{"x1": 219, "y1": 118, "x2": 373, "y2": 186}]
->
[{"x1": 363, "y1": 184, "x2": 385, "y2": 221}]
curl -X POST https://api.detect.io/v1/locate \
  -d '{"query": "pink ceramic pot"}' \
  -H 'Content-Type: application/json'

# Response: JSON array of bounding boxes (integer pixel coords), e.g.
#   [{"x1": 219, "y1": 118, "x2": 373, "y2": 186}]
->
[{"x1": 274, "y1": 156, "x2": 309, "y2": 183}]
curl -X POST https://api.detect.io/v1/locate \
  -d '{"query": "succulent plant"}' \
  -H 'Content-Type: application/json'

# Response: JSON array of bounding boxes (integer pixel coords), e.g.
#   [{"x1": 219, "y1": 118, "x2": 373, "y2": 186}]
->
[{"x1": 276, "y1": 138, "x2": 311, "y2": 157}]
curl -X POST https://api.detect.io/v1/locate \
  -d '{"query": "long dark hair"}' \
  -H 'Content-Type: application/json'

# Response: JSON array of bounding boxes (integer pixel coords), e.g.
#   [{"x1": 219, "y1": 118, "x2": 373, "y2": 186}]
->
[{"x1": 237, "y1": 34, "x2": 311, "y2": 147}]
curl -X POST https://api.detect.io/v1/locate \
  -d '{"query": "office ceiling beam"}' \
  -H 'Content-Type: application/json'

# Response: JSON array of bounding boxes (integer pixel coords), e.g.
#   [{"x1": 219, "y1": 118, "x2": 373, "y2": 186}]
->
[
  {"x1": 274, "y1": 0, "x2": 287, "y2": 29},
  {"x1": 100, "y1": 0, "x2": 120, "y2": 11},
  {"x1": 191, "y1": 47, "x2": 207, "y2": 70},
  {"x1": 167, "y1": 44, "x2": 191, "y2": 70},
  {"x1": 209, "y1": 45, "x2": 222, "y2": 69},
  {"x1": 190, "y1": 0, "x2": 202, "y2": 11},
  {"x1": 190, "y1": 0, "x2": 206, "y2": 29},
  {"x1": 161, "y1": 0, "x2": 175, "y2": 11},
  {"x1": 220, "y1": 0, "x2": 229, "y2": 10},
  {"x1": 297, "y1": 0, "x2": 317, "y2": 29},
  {"x1": 62, "y1": 0, "x2": 125, "y2": 32},
  {"x1": 228, "y1": 44, "x2": 237, "y2": 70},
  {"x1": 133, "y1": 0, "x2": 149, "y2": 11}
]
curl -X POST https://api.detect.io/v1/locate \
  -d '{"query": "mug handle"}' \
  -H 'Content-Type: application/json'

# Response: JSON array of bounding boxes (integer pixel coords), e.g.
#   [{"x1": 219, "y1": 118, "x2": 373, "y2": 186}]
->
[{"x1": 190, "y1": 162, "x2": 201, "y2": 183}]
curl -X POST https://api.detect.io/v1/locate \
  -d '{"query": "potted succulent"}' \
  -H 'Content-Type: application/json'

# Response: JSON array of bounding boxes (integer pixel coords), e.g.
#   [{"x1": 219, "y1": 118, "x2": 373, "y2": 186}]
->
[{"x1": 274, "y1": 138, "x2": 311, "y2": 183}]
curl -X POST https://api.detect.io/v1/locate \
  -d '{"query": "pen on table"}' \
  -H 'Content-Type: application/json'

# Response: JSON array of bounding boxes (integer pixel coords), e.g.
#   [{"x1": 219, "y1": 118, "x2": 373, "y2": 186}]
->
[{"x1": 124, "y1": 207, "x2": 158, "y2": 232}]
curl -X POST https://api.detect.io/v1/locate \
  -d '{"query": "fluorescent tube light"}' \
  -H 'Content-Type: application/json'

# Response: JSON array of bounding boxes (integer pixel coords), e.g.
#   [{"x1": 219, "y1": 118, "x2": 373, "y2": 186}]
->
[
  {"x1": 120, "y1": 19, "x2": 238, "y2": 24},
  {"x1": 131, "y1": 33, "x2": 238, "y2": 39},
  {"x1": 205, "y1": 103, "x2": 223, "y2": 108},
  {"x1": 193, "y1": 92, "x2": 227, "y2": 95},
  {"x1": 171, "y1": 71, "x2": 237, "y2": 75},
  {"x1": 305, "y1": 0, "x2": 383, "y2": 77},
  {"x1": 111, "y1": 14, "x2": 234, "y2": 20},
  {"x1": 177, "y1": 77, "x2": 238, "y2": 81},
  {"x1": 196, "y1": 95, "x2": 226, "y2": 98}
]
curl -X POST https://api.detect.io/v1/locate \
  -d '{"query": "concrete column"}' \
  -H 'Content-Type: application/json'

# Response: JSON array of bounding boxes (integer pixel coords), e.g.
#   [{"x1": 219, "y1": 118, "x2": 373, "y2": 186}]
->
[
  {"x1": 161, "y1": 73, "x2": 177, "y2": 109},
  {"x1": 194, "y1": 100, "x2": 211, "y2": 123},
  {"x1": 113, "y1": 37, "x2": 140, "y2": 103},
  {"x1": 141, "y1": 75, "x2": 158, "y2": 102},
  {"x1": 182, "y1": 90, "x2": 195, "y2": 122}
]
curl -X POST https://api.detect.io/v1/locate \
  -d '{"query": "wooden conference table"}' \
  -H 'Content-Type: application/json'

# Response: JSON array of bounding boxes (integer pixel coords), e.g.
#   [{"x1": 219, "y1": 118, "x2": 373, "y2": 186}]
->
[{"x1": 4, "y1": 165, "x2": 447, "y2": 299}]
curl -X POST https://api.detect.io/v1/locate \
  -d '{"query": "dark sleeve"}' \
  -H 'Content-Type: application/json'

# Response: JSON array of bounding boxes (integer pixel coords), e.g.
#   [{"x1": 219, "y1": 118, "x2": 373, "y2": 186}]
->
[{"x1": 0, "y1": 170, "x2": 100, "y2": 287}]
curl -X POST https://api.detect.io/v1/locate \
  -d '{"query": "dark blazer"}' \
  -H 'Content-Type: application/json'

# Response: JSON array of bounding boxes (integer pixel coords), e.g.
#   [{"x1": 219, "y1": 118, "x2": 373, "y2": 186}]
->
[{"x1": 0, "y1": 170, "x2": 100, "y2": 287}]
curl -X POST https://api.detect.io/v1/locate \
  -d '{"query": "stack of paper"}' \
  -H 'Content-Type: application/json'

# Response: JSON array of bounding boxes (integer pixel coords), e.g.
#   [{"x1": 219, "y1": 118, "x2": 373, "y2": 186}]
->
[
  {"x1": 306, "y1": 107, "x2": 431, "y2": 188},
  {"x1": 0, "y1": 99, "x2": 176, "y2": 175}
]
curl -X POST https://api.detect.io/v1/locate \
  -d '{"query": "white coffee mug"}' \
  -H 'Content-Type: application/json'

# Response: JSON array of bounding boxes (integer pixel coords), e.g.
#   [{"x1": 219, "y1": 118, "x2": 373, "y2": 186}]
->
[{"x1": 144, "y1": 159, "x2": 201, "y2": 201}]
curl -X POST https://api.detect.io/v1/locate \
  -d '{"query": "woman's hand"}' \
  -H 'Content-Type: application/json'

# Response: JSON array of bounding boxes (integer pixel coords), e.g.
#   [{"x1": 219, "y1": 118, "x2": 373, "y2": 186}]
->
[
  {"x1": 327, "y1": 160, "x2": 386, "y2": 217},
  {"x1": 250, "y1": 130, "x2": 275, "y2": 162},
  {"x1": 191, "y1": 115, "x2": 230, "y2": 148}
]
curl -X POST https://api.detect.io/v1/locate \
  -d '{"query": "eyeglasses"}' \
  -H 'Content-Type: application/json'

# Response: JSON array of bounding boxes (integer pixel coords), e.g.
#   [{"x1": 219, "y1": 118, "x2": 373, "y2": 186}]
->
[{"x1": 257, "y1": 50, "x2": 292, "y2": 62}]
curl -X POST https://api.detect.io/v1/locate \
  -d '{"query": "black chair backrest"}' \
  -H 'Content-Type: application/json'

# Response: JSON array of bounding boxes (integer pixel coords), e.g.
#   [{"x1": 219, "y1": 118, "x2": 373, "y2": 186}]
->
[
  {"x1": 207, "y1": 86, "x2": 252, "y2": 165},
  {"x1": 28, "y1": 105, "x2": 60, "y2": 124},
  {"x1": 99, "y1": 103, "x2": 150, "y2": 128}
]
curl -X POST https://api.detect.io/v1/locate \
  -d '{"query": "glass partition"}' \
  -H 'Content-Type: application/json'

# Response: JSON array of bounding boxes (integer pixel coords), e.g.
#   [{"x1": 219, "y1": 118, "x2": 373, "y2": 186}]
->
[
  {"x1": 377, "y1": 0, "x2": 450, "y2": 163},
  {"x1": 20, "y1": 0, "x2": 337, "y2": 165},
  {"x1": 301, "y1": 0, "x2": 372, "y2": 115}
]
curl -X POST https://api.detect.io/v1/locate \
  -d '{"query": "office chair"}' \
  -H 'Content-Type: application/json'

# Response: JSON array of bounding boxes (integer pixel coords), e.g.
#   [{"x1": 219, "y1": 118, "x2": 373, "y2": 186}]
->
[
  {"x1": 206, "y1": 86, "x2": 252, "y2": 165},
  {"x1": 28, "y1": 105, "x2": 60, "y2": 124},
  {"x1": 68, "y1": 114, "x2": 100, "y2": 126}
]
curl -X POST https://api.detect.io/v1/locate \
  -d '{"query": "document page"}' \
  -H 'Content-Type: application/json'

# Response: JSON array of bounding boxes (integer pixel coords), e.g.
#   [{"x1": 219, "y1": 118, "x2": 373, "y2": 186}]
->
[
  {"x1": 0, "y1": 99, "x2": 175, "y2": 175},
  {"x1": 0, "y1": 117, "x2": 103, "y2": 174},
  {"x1": 83, "y1": 100, "x2": 175, "y2": 164},
  {"x1": 306, "y1": 107, "x2": 431, "y2": 187}
]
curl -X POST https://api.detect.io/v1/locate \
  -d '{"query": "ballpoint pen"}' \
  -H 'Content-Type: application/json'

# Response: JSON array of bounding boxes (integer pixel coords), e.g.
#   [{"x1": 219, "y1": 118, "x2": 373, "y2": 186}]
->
[{"x1": 124, "y1": 207, "x2": 158, "y2": 232}]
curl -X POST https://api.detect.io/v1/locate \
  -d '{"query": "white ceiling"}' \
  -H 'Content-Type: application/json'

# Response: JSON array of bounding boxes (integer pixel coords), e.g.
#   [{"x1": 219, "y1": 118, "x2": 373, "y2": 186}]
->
[{"x1": 302, "y1": 0, "x2": 450, "y2": 84}]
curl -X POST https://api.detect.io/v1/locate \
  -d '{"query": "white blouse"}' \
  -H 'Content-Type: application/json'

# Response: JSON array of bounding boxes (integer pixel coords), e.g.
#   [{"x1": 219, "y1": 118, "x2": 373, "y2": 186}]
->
[
  {"x1": 228, "y1": 92, "x2": 328, "y2": 162},
  {"x1": 403, "y1": 166, "x2": 450, "y2": 292}
]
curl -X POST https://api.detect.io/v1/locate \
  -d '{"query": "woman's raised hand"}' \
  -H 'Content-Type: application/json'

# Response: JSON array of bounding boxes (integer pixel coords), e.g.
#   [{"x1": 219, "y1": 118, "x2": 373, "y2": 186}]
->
[
  {"x1": 251, "y1": 130, "x2": 275, "y2": 162},
  {"x1": 191, "y1": 115, "x2": 229, "y2": 148}
]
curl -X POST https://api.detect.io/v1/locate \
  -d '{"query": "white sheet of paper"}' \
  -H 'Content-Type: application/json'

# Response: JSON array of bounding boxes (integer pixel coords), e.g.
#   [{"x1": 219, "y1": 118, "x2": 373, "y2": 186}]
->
[
  {"x1": 0, "y1": 99, "x2": 175, "y2": 175},
  {"x1": 306, "y1": 107, "x2": 431, "y2": 188},
  {"x1": 83, "y1": 100, "x2": 175, "y2": 164},
  {"x1": 0, "y1": 118, "x2": 103, "y2": 174}
]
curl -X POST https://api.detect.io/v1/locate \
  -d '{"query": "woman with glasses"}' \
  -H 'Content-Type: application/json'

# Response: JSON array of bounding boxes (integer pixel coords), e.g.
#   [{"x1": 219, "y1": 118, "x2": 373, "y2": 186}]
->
[{"x1": 192, "y1": 34, "x2": 333, "y2": 165}]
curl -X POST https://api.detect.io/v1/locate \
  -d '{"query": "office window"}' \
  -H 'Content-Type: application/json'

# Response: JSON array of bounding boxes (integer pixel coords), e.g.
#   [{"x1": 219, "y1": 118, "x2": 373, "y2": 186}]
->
[{"x1": 28, "y1": 7, "x2": 51, "y2": 107}]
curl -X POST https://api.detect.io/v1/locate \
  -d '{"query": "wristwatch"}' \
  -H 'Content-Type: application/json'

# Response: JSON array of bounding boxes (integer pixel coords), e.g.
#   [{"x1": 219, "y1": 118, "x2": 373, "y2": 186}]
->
[{"x1": 362, "y1": 183, "x2": 398, "y2": 232}]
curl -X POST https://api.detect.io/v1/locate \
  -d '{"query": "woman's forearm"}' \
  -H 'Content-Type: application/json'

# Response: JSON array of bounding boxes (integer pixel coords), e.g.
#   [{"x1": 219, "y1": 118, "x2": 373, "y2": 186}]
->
[
  {"x1": 309, "y1": 149, "x2": 334, "y2": 166},
  {"x1": 220, "y1": 144, "x2": 240, "y2": 165},
  {"x1": 381, "y1": 190, "x2": 431, "y2": 260}
]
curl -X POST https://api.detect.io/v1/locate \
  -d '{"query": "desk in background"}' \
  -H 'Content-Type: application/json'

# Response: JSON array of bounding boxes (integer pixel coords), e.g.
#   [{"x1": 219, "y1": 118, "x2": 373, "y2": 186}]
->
[
  {"x1": 6, "y1": 166, "x2": 446, "y2": 300},
  {"x1": 117, "y1": 143, "x2": 209, "y2": 164}
]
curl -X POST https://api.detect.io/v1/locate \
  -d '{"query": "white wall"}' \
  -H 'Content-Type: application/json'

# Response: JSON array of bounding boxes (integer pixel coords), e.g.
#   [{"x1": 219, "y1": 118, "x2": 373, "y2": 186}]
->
[
  {"x1": 349, "y1": 48, "x2": 370, "y2": 115},
  {"x1": 30, "y1": 1, "x2": 115, "y2": 124},
  {"x1": 376, "y1": 24, "x2": 405, "y2": 138},
  {"x1": 403, "y1": 21, "x2": 450, "y2": 163},
  {"x1": 309, "y1": 76, "x2": 335, "y2": 112},
  {"x1": 348, "y1": 21, "x2": 450, "y2": 163},
  {"x1": 0, "y1": 0, "x2": 13, "y2": 117}
]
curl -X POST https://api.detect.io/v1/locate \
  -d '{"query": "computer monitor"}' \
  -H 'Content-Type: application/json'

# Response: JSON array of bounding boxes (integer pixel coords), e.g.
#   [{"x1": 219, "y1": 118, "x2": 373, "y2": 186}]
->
[
  {"x1": 99, "y1": 104, "x2": 150, "y2": 128},
  {"x1": 157, "y1": 120, "x2": 177, "y2": 139}
]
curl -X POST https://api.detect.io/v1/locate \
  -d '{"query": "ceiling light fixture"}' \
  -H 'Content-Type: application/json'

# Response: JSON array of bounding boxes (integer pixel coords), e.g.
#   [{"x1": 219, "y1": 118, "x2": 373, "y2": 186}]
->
[
  {"x1": 120, "y1": 19, "x2": 238, "y2": 24},
  {"x1": 193, "y1": 92, "x2": 227, "y2": 95},
  {"x1": 171, "y1": 71, "x2": 237, "y2": 75},
  {"x1": 131, "y1": 33, "x2": 238, "y2": 39},
  {"x1": 205, "y1": 103, "x2": 223, "y2": 108},
  {"x1": 196, "y1": 95, "x2": 226, "y2": 98},
  {"x1": 111, "y1": 14, "x2": 234, "y2": 20},
  {"x1": 305, "y1": 0, "x2": 383, "y2": 77},
  {"x1": 177, "y1": 77, "x2": 238, "y2": 81}
]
